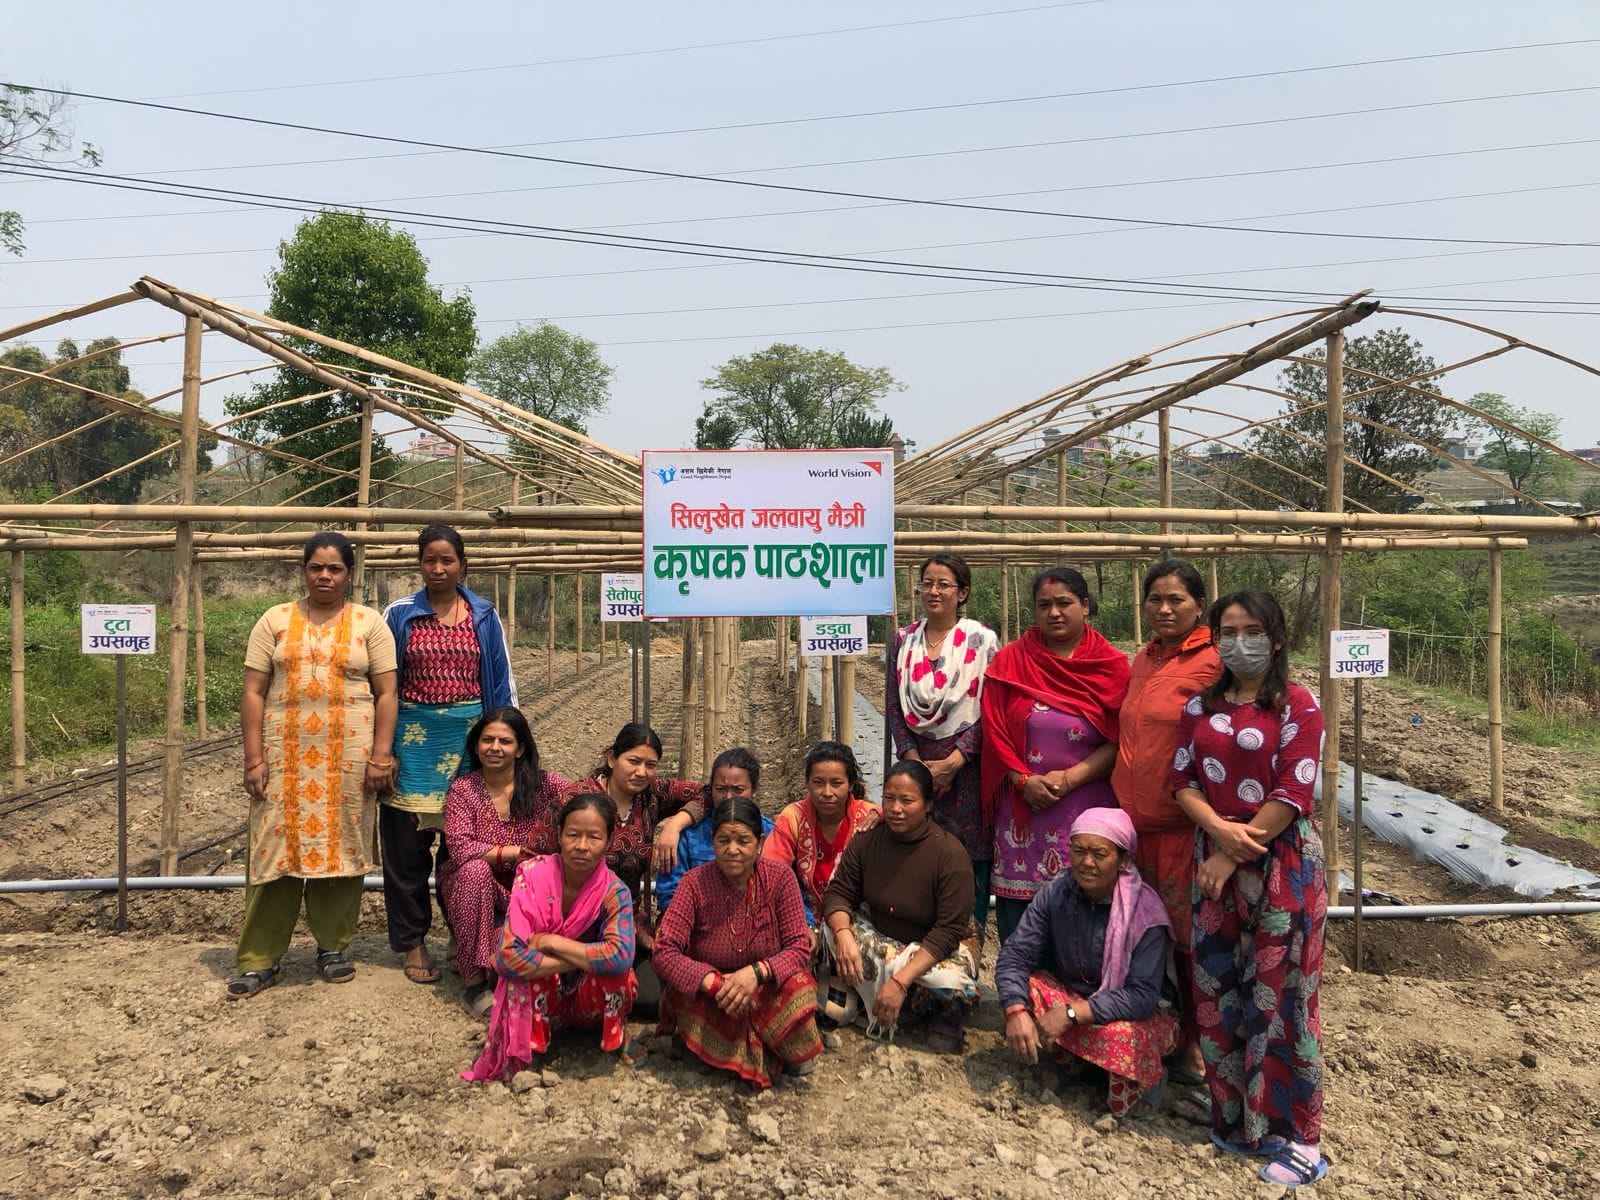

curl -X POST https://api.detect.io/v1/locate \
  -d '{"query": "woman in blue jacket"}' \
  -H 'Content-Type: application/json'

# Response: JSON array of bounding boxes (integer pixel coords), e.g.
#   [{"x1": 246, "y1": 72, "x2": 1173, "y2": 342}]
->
[{"x1": 381, "y1": 525, "x2": 518, "y2": 983}]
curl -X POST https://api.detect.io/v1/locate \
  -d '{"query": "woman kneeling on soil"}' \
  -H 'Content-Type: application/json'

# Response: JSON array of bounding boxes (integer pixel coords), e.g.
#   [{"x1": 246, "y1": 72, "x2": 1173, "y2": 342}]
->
[
  {"x1": 438, "y1": 708, "x2": 569, "y2": 1018},
  {"x1": 462, "y1": 793, "x2": 637, "y2": 1082},
  {"x1": 762, "y1": 740, "x2": 879, "y2": 923},
  {"x1": 653, "y1": 797, "x2": 822, "y2": 1089},
  {"x1": 996, "y1": 807, "x2": 1178, "y2": 1117},
  {"x1": 822, "y1": 760, "x2": 978, "y2": 1052}
]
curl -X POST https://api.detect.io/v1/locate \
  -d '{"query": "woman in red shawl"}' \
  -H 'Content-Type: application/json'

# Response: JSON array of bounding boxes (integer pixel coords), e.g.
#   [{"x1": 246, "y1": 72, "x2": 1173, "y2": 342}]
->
[{"x1": 981, "y1": 567, "x2": 1131, "y2": 943}]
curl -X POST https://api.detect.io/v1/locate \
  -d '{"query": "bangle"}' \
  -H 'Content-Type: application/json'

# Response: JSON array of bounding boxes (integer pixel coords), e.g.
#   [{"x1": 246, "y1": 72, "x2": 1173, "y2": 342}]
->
[
  {"x1": 368, "y1": 757, "x2": 394, "y2": 768},
  {"x1": 1016, "y1": 772, "x2": 1032, "y2": 788},
  {"x1": 244, "y1": 759, "x2": 265, "y2": 770},
  {"x1": 705, "y1": 971, "x2": 724, "y2": 995},
  {"x1": 890, "y1": 973, "x2": 913, "y2": 992},
  {"x1": 1004, "y1": 1003, "x2": 1030, "y2": 1019}
]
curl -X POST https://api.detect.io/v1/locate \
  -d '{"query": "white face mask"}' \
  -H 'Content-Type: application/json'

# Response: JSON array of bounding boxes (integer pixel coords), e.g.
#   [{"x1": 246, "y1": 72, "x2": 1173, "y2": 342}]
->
[{"x1": 1217, "y1": 633, "x2": 1273, "y2": 679}]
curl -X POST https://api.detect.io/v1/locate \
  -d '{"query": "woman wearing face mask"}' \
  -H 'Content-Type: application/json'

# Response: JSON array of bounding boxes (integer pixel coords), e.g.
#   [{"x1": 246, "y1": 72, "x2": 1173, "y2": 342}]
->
[
  {"x1": 1110, "y1": 558, "x2": 1221, "y2": 1084},
  {"x1": 981, "y1": 567, "x2": 1132, "y2": 943},
  {"x1": 1171, "y1": 589, "x2": 1328, "y2": 1190},
  {"x1": 653, "y1": 796, "x2": 823, "y2": 1090}
]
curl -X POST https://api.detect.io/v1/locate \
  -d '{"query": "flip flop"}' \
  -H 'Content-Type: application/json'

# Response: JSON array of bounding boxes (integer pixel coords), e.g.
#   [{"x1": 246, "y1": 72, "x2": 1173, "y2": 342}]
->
[
  {"x1": 1260, "y1": 1145, "x2": 1330, "y2": 1188},
  {"x1": 402, "y1": 955, "x2": 440, "y2": 985},
  {"x1": 1210, "y1": 1130, "x2": 1286, "y2": 1159}
]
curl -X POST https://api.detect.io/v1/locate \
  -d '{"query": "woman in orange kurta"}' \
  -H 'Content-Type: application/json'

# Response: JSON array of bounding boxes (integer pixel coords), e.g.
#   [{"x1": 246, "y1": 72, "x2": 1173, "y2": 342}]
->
[
  {"x1": 228, "y1": 532, "x2": 399, "y2": 998},
  {"x1": 1110, "y1": 558, "x2": 1221, "y2": 1077}
]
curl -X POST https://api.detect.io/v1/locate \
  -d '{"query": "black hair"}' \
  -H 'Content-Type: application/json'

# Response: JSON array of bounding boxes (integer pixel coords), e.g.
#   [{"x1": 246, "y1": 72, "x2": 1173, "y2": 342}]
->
[
  {"x1": 803, "y1": 739, "x2": 866, "y2": 800},
  {"x1": 1142, "y1": 558, "x2": 1206, "y2": 607},
  {"x1": 883, "y1": 758, "x2": 961, "y2": 836},
  {"x1": 1030, "y1": 565, "x2": 1096, "y2": 617},
  {"x1": 1203, "y1": 588, "x2": 1291, "y2": 714},
  {"x1": 461, "y1": 706, "x2": 545, "y2": 820},
  {"x1": 918, "y1": 552, "x2": 973, "y2": 604},
  {"x1": 710, "y1": 746, "x2": 761, "y2": 793},
  {"x1": 558, "y1": 791, "x2": 619, "y2": 840},
  {"x1": 302, "y1": 531, "x2": 355, "y2": 570},
  {"x1": 595, "y1": 722, "x2": 664, "y2": 779},
  {"x1": 417, "y1": 524, "x2": 467, "y2": 569},
  {"x1": 710, "y1": 795, "x2": 764, "y2": 839}
]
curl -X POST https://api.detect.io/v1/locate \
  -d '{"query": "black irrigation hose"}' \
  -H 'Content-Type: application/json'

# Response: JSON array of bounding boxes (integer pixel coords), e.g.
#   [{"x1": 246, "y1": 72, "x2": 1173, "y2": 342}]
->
[{"x1": 0, "y1": 734, "x2": 242, "y2": 820}]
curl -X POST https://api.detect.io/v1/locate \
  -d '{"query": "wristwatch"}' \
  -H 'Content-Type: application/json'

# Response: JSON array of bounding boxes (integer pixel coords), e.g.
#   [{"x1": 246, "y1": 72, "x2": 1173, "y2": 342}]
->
[{"x1": 1065, "y1": 1003, "x2": 1078, "y2": 1025}]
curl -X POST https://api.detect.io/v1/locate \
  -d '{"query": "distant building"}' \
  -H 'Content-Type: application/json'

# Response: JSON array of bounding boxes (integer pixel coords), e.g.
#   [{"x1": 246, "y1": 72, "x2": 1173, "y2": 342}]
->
[
  {"x1": 1571, "y1": 446, "x2": 1600, "y2": 464},
  {"x1": 406, "y1": 434, "x2": 455, "y2": 460},
  {"x1": 1442, "y1": 436, "x2": 1483, "y2": 463}
]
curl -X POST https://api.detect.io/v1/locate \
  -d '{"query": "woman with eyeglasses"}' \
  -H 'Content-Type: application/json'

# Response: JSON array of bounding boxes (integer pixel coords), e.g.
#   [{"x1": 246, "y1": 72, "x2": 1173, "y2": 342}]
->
[
  {"x1": 981, "y1": 567, "x2": 1131, "y2": 944},
  {"x1": 886, "y1": 553, "x2": 998, "y2": 938}
]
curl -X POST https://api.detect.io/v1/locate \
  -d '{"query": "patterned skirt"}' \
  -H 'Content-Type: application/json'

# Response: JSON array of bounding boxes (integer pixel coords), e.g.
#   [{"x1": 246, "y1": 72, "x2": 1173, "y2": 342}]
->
[
  {"x1": 463, "y1": 969, "x2": 637, "y2": 1082},
  {"x1": 1029, "y1": 971, "x2": 1179, "y2": 1117},
  {"x1": 658, "y1": 971, "x2": 822, "y2": 1090},
  {"x1": 823, "y1": 913, "x2": 980, "y2": 1038}
]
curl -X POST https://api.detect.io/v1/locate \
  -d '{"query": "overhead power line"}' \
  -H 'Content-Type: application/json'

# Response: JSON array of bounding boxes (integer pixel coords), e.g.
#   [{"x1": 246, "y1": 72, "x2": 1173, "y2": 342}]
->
[{"x1": 7, "y1": 80, "x2": 1600, "y2": 246}]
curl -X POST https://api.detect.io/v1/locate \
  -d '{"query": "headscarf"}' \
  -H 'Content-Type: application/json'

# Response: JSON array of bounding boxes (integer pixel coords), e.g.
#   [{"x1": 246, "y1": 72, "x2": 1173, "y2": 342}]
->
[
  {"x1": 895, "y1": 617, "x2": 997, "y2": 741},
  {"x1": 462, "y1": 850, "x2": 620, "y2": 1081},
  {"x1": 979, "y1": 625, "x2": 1132, "y2": 829},
  {"x1": 1068, "y1": 807, "x2": 1171, "y2": 995}
]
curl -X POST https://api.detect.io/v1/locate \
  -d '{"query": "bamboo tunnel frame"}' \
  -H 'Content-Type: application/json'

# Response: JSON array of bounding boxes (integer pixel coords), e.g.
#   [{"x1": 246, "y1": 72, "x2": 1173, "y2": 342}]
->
[{"x1": 4, "y1": 286, "x2": 1596, "y2": 900}]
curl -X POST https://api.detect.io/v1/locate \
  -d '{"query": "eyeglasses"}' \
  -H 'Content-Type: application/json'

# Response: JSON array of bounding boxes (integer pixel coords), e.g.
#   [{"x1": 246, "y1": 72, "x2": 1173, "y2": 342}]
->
[{"x1": 918, "y1": 581, "x2": 959, "y2": 593}]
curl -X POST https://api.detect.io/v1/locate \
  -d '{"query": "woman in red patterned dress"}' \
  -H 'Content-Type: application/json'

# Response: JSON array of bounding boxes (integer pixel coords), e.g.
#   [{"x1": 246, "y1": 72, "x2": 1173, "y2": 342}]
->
[
  {"x1": 654, "y1": 797, "x2": 823, "y2": 1089},
  {"x1": 761, "y1": 740, "x2": 879, "y2": 924}
]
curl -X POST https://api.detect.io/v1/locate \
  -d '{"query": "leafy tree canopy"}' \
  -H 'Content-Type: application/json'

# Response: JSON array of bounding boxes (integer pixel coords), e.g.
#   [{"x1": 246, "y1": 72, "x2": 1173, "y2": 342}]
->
[
  {"x1": 0, "y1": 338, "x2": 206, "y2": 502},
  {"x1": 1243, "y1": 328, "x2": 1454, "y2": 512},
  {"x1": 471, "y1": 321, "x2": 612, "y2": 439},
  {"x1": 694, "y1": 343, "x2": 901, "y2": 449},
  {"x1": 1465, "y1": 392, "x2": 1572, "y2": 499},
  {"x1": 224, "y1": 211, "x2": 476, "y2": 506},
  {"x1": 1, "y1": 84, "x2": 100, "y2": 256}
]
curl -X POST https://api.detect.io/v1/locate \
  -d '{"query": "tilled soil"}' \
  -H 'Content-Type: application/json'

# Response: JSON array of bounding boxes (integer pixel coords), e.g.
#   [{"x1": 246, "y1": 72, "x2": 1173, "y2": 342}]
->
[{"x1": 3, "y1": 644, "x2": 1599, "y2": 1199}]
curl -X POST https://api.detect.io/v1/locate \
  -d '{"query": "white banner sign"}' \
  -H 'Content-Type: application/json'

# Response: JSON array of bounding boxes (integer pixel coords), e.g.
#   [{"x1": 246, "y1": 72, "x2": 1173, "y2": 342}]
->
[
  {"x1": 641, "y1": 448, "x2": 894, "y2": 618},
  {"x1": 1330, "y1": 629, "x2": 1390, "y2": 679},
  {"x1": 81, "y1": 604, "x2": 157, "y2": 655},
  {"x1": 799, "y1": 615, "x2": 868, "y2": 657},
  {"x1": 600, "y1": 573, "x2": 645, "y2": 622}
]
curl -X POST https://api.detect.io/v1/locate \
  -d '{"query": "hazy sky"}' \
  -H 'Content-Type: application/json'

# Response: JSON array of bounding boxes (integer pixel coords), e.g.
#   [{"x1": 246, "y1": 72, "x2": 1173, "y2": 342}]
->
[{"x1": 4, "y1": 0, "x2": 1600, "y2": 458}]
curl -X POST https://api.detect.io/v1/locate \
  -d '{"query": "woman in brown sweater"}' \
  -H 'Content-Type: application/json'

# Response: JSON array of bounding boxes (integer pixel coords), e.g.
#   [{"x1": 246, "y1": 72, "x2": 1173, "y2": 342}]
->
[{"x1": 823, "y1": 759, "x2": 978, "y2": 1053}]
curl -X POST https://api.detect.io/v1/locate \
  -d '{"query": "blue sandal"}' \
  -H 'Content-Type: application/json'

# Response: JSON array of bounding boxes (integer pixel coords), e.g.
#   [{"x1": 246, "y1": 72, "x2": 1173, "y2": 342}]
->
[
  {"x1": 1210, "y1": 1130, "x2": 1285, "y2": 1159},
  {"x1": 1259, "y1": 1145, "x2": 1329, "y2": 1188}
]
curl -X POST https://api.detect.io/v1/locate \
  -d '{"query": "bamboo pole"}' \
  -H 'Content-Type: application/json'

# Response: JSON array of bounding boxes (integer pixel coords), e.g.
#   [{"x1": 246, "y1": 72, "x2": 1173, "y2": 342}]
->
[
  {"x1": 839, "y1": 656, "x2": 856, "y2": 748},
  {"x1": 819, "y1": 646, "x2": 834, "y2": 741},
  {"x1": 1488, "y1": 544, "x2": 1505, "y2": 812},
  {"x1": 795, "y1": 648, "x2": 809, "y2": 738},
  {"x1": 575, "y1": 572, "x2": 585, "y2": 680},
  {"x1": 454, "y1": 443, "x2": 466, "y2": 509},
  {"x1": 681, "y1": 620, "x2": 702, "y2": 779},
  {"x1": 505, "y1": 479, "x2": 520, "y2": 647},
  {"x1": 702, "y1": 619, "x2": 719, "y2": 768},
  {"x1": 1131, "y1": 562, "x2": 1143, "y2": 643},
  {"x1": 1318, "y1": 330, "x2": 1346, "y2": 899},
  {"x1": 192, "y1": 565, "x2": 208, "y2": 739},
  {"x1": 1209, "y1": 559, "x2": 1220, "y2": 603},
  {"x1": 999, "y1": 474, "x2": 1011, "y2": 643},
  {"x1": 1158, "y1": 407, "x2": 1173, "y2": 546},
  {"x1": 546, "y1": 577, "x2": 556, "y2": 693},
  {"x1": 9, "y1": 551, "x2": 22, "y2": 788},
  {"x1": 353, "y1": 395, "x2": 374, "y2": 604},
  {"x1": 160, "y1": 315, "x2": 202, "y2": 875},
  {"x1": 1055, "y1": 449, "x2": 1066, "y2": 533}
]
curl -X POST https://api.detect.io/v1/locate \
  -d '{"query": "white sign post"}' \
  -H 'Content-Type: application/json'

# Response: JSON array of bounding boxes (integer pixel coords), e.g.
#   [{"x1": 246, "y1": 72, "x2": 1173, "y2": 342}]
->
[
  {"x1": 81, "y1": 604, "x2": 156, "y2": 932},
  {"x1": 1330, "y1": 627, "x2": 1390, "y2": 971},
  {"x1": 641, "y1": 448, "x2": 894, "y2": 618},
  {"x1": 600, "y1": 574, "x2": 647, "y2": 723},
  {"x1": 798, "y1": 616, "x2": 869, "y2": 657}
]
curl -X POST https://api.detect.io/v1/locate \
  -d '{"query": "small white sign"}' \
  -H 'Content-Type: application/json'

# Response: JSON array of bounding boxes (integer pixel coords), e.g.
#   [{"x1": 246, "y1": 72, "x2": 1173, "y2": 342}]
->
[
  {"x1": 1330, "y1": 628, "x2": 1390, "y2": 679},
  {"x1": 82, "y1": 604, "x2": 157, "y2": 655},
  {"x1": 799, "y1": 615, "x2": 868, "y2": 657},
  {"x1": 600, "y1": 573, "x2": 645, "y2": 623}
]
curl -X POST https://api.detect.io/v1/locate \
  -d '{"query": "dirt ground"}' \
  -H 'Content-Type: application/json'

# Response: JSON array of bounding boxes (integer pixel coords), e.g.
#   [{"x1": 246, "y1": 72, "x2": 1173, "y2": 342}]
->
[{"x1": 3, "y1": 645, "x2": 1598, "y2": 1200}]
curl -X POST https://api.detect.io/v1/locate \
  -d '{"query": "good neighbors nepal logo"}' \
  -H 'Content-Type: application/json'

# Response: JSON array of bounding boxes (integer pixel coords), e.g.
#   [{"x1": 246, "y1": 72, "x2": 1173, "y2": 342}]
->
[{"x1": 653, "y1": 461, "x2": 882, "y2": 485}]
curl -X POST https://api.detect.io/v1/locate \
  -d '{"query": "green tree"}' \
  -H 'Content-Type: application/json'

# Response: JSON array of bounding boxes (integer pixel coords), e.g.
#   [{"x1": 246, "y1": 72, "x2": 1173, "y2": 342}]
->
[
  {"x1": 1244, "y1": 328, "x2": 1454, "y2": 512},
  {"x1": 2, "y1": 85, "x2": 100, "y2": 256},
  {"x1": 470, "y1": 322, "x2": 612, "y2": 433},
  {"x1": 1466, "y1": 392, "x2": 1571, "y2": 499},
  {"x1": 694, "y1": 343, "x2": 902, "y2": 448},
  {"x1": 0, "y1": 338, "x2": 200, "y2": 502},
  {"x1": 224, "y1": 212, "x2": 476, "y2": 506}
]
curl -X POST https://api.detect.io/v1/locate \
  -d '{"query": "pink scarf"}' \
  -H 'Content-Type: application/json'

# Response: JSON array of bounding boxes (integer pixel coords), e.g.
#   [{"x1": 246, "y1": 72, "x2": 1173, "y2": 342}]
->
[
  {"x1": 1069, "y1": 808, "x2": 1171, "y2": 995},
  {"x1": 462, "y1": 852, "x2": 615, "y2": 1082}
]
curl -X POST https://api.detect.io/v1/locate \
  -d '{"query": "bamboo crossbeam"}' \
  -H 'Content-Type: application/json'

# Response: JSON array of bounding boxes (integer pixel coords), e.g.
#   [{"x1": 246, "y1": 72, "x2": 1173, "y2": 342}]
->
[
  {"x1": 894, "y1": 505, "x2": 1600, "y2": 535},
  {"x1": 0, "y1": 289, "x2": 141, "y2": 344}
]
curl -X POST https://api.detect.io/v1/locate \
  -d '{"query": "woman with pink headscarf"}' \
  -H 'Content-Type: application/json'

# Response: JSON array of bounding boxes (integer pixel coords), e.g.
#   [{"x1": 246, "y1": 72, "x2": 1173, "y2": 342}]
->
[{"x1": 994, "y1": 807, "x2": 1177, "y2": 1117}]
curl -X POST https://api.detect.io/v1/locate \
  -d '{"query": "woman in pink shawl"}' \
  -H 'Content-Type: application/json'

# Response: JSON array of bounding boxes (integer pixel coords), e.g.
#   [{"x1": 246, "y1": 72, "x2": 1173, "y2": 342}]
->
[
  {"x1": 993, "y1": 807, "x2": 1178, "y2": 1117},
  {"x1": 463, "y1": 793, "x2": 637, "y2": 1082}
]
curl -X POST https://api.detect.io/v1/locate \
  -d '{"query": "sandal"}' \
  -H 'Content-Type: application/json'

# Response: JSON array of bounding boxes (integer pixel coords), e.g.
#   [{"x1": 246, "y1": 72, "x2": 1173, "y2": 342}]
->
[
  {"x1": 226, "y1": 964, "x2": 279, "y2": 1000},
  {"x1": 402, "y1": 949, "x2": 440, "y2": 985},
  {"x1": 1169, "y1": 1087, "x2": 1212, "y2": 1126},
  {"x1": 315, "y1": 950, "x2": 356, "y2": 984},
  {"x1": 619, "y1": 1037, "x2": 648, "y2": 1067},
  {"x1": 1260, "y1": 1145, "x2": 1329, "y2": 1188},
  {"x1": 1210, "y1": 1130, "x2": 1286, "y2": 1159},
  {"x1": 462, "y1": 981, "x2": 495, "y2": 1019}
]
